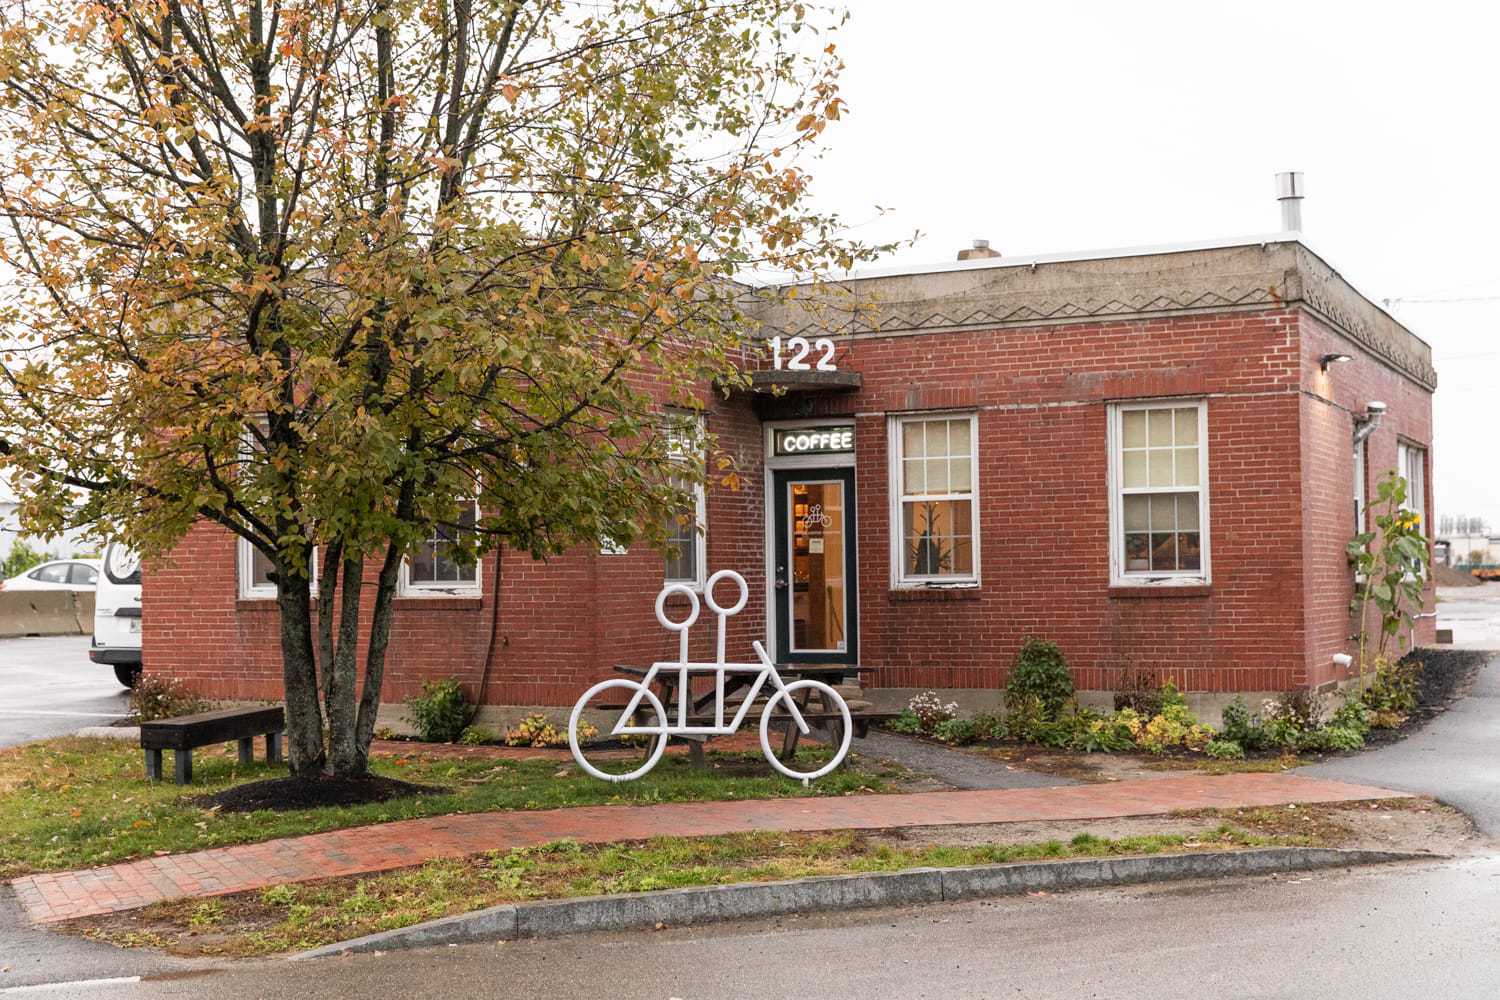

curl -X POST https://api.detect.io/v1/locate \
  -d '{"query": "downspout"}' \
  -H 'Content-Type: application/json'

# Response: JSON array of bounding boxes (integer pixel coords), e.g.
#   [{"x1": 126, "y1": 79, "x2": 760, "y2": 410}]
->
[{"x1": 1352, "y1": 400, "x2": 1386, "y2": 447}]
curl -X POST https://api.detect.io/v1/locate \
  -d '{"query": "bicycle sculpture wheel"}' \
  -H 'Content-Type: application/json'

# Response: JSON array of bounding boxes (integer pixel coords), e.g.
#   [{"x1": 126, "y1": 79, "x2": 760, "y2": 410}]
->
[{"x1": 568, "y1": 569, "x2": 852, "y2": 783}]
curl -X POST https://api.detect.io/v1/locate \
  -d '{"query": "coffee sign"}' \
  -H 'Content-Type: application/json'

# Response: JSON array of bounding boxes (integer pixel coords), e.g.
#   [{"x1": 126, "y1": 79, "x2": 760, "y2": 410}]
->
[{"x1": 774, "y1": 425, "x2": 854, "y2": 457}]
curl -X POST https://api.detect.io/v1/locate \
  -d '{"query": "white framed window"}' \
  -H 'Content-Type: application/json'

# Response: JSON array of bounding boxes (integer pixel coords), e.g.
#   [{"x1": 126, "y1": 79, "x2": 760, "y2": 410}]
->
[
  {"x1": 399, "y1": 501, "x2": 482, "y2": 597},
  {"x1": 1107, "y1": 399, "x2": 1210, "y2": 586},
  {"x1": 663, "y1": 412, "x2": 707, "y2": 587},
  {"x1": 889, "y1": 413, "x2": 980, "y2": 587},
  {"x1": 1397, "y1": 442, "x2": 1427, "y2": 529},
  {"x1": 238, "y1": 539, "x2": 318, "y2": 600}
]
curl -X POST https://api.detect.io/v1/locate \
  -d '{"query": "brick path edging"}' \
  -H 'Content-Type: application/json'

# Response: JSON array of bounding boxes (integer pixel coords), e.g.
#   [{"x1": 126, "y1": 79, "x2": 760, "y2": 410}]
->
[{"x1": 10, "y1": 772, "x2": 1408, "y2": 925}]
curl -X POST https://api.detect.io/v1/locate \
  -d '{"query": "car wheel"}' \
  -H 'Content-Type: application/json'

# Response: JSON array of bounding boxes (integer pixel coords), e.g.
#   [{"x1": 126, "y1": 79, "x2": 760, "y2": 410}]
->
[{"x1": 113, "y1": 664, "x2": 142, "y2": 689}]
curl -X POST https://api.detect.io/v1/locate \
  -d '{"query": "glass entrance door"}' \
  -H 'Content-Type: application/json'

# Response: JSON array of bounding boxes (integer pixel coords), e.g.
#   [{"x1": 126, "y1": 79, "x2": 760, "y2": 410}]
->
[{"x1": 772, "y1": 468, "x2": 857, "y2": 663}]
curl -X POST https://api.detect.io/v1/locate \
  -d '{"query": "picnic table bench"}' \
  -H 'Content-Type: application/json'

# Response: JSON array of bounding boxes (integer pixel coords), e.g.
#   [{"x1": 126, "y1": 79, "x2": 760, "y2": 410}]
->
[
  {"x1": 613, "y1": 663, "x2": 896, "y2": 761},
  {"x1": 141, "y1": 706, "x2": 285, "y2": 784}
]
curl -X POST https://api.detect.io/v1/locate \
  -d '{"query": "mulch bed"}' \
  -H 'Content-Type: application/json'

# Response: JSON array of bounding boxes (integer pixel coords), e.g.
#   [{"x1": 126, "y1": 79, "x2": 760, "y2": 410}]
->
[
  {"x1": 192, "y1": 774, "x2": 449, "y2": 813},
  {"x1": 1358, "y1": 647, "x2": 1489, "y2": 749}
]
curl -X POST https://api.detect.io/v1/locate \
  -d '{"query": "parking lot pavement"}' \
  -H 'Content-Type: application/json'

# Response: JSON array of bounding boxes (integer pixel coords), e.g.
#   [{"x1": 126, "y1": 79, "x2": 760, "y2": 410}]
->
[
  {"x1": 0, "y1": 635, "x2": 130, "y2": 748},
  {"x1": 1436, "y1": 581, "x2": 1500, "y2": 647}
]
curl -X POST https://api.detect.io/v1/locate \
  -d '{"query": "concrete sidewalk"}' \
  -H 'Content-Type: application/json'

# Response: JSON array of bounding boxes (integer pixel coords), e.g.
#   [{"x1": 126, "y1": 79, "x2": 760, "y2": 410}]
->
[{"x1": 10, "y1": 771, "x2": 1406, "y2": 925}]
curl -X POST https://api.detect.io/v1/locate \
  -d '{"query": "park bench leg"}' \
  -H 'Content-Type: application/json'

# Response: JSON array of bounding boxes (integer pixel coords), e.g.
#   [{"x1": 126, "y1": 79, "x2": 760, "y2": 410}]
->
[
  {"x1": 237, "y1": 737, "x2": 254, "y2": 765},
  {"x1": 173, "y1": 749, "x2": 192, "y2": 785},
  {"x1": 687, "y1": 737, "x2": 706, "y2": 767},
  {"x1": 144, "y1": 748, "x2": 162, "y2": 782},
  {"x1": 266, "y1": 730, "x2": 282, "y2": 763},
  {"x1": 779, "y1": 688, "x2": 814, "y2": 761}
]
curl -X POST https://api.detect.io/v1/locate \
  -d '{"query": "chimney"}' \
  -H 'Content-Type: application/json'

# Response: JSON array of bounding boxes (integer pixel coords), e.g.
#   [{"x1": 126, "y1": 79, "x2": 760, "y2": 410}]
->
[
  {"x1": 1275, "y1": 171, "x2": 1304, "y2": 232},
  {"x1": 957, "y1": 239, "x2": 1001, "y2": 261}
]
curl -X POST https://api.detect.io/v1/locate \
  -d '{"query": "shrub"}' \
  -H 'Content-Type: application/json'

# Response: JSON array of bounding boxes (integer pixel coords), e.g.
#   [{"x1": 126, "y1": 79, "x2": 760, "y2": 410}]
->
[
  {"x1": 1074, "y1": 714, "x2": 1136, "y2": 753},
  {"x1": 1113, "y1": 669, "x2": 1163, "y2": 717},
  {"x1": 1005, "y1": 639, "x2": 1074, "y2": 720},
  {"x1": 1002, "y1": 695, "x2": 1049, "y2": 742},
  {"x1": 888, "y1": 708, "x2": 923, "y2": 735},
  {"x1": 1329, "y1": 697, "x2": 1370, "y2": 736},
  {"x1": 1362, "y1": 657, "x2": 1421, "y2": 719},
  {"x1": 1220, "y1": 696, "x2": 1264, "y2": 750},
  {"x1": 406, "y1": 679, "x2": 471, "y2": 743},
  {"x1": 128, "y1": 675, "x2": 209, "y2": 722},
  {"x1": 908, "y1": 691, "x2": 958, "y2": 731},
  {"x1": 970, "y1": 712, "x2": 1007, "y2": 741},
  {"x1": 504, "y1": 713, "x2": 592, "y2": 748},
  {"x1": 459, "y1": 725, "x2": 497, "y2": 746},
  {"x1": 1204, "y1": 739, "x2": 1245, "y2": 760},
  {"x1": 932, "y1": 718, "x2": 977, "y2": 745}
]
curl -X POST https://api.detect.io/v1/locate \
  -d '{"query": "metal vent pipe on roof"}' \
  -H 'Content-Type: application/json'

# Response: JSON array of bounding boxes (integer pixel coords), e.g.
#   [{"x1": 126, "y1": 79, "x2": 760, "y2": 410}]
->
[{"x1": 1276, "y1": 171, "x2": 1305, "y2": 232}]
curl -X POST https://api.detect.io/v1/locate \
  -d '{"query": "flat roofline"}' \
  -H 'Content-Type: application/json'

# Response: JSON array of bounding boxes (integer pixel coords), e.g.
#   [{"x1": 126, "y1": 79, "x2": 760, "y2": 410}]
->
[{"x1": 750, "y1": 231, "x2": 1430, "y2": 352}]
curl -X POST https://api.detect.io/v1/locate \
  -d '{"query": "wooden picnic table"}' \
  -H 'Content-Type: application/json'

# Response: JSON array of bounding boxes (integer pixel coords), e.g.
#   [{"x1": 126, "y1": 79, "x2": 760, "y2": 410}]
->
[{"x1": 612, "y1": 662, "x2": 887, "y2": 762}]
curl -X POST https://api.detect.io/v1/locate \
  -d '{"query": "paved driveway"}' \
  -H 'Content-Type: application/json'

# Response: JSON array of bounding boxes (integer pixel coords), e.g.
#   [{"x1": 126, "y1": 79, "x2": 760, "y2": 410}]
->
[{"x1": 0, "y1": 634, "x2": 130, "y2": 748}]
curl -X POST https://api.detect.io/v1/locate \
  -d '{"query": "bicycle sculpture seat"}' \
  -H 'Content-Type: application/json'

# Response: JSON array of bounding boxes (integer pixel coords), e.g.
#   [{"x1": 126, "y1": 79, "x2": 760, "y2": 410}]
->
[{"x1": 568, "y1": 569, "x2": 852, "y2": 784}]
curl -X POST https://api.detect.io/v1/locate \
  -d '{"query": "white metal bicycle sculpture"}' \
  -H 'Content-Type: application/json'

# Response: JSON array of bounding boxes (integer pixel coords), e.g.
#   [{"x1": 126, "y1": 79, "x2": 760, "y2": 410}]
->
[{"x1": 568, "y1": 570, "x2": 852, "y2": 784}]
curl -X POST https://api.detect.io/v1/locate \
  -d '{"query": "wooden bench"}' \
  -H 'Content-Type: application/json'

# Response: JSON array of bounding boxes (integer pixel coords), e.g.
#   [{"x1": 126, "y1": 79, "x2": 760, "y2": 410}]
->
[{"x1": 141, "y1": 706, "x2": 286, "y2": 784}]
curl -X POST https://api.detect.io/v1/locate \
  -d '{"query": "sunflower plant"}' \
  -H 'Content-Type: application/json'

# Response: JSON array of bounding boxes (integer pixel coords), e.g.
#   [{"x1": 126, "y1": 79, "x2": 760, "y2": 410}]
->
[{"x1": 1346, "y1": 471, "x2": 1430, "y2": 690}]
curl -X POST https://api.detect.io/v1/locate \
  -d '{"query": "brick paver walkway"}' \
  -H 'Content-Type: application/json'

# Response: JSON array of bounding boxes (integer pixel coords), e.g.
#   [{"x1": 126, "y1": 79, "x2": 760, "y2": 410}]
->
[{"x1": 11, "y1": 772, "x2": 1405, "y2": 924}]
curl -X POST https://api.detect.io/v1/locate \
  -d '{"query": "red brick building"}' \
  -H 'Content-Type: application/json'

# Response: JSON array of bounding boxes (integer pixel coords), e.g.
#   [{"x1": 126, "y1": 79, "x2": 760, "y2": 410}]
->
[{"x1": 144, "y1": 235, "x2": 1437, "y2": 722}]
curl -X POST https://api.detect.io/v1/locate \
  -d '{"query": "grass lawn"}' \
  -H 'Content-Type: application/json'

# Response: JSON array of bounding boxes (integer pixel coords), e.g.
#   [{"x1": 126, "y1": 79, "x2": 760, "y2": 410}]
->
[
  {"x1": 0, "y1": 738, "x2": 900, "y2": 878},
  {"x1": 73, "y1": 823, "x2": 1304, "y2": 957}
]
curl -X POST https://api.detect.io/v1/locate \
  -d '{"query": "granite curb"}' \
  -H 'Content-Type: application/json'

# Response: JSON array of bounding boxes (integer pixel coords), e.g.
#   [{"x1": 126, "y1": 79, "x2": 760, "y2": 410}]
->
[{"x1": 294, "y1": 847, "x2": 1427, "y2": 960}]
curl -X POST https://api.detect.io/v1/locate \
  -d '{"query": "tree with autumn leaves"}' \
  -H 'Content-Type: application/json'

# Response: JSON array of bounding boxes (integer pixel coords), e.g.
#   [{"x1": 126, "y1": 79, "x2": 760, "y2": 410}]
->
[{"x1": 0, "y1": 1, "x2": 881, "y2": 779}]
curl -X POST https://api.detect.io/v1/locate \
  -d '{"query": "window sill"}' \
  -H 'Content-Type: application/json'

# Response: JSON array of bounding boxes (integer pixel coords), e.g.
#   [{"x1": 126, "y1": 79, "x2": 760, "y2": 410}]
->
[
  {"x1": 1109, "y1": 584, "x2": 1212, "y2": 599},
  {"x1": 890, "y1": 585, "x2": 981, "y2": 602}
]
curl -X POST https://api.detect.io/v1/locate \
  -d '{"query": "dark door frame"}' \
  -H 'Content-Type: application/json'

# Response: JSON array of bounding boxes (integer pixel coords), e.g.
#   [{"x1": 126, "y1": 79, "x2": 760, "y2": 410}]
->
[{"x1": 771, "y1": 467, "x2": 858, "y2": 664}]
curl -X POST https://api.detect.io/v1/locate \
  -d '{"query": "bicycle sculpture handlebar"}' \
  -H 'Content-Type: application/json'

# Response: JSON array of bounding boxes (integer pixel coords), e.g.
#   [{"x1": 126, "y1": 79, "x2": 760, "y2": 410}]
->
[{"x1": 568, "y1": 569, "x2": 852, "y2": 784}]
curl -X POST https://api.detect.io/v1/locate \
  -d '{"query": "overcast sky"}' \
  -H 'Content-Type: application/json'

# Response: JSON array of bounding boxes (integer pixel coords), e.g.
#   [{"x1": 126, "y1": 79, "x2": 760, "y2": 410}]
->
[{"x1": 805, "y1": 0, "x2": 1499, "y2": 530}]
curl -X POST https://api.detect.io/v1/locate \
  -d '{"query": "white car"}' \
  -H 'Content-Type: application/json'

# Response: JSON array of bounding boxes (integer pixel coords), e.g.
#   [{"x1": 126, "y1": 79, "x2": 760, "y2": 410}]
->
[
  {"x1": 0, "y1": 558, "x2": 100, "y2": 591},
  {"x1": 91, "y1": 542, "x2": 143, "y2": 687}
]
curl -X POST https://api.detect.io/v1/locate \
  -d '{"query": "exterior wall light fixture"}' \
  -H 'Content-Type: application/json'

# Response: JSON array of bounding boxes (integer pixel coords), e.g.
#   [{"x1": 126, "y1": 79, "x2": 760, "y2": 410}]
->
[{"x1": 1320, "y1": 353, "x2": 1353, "y2": 372}]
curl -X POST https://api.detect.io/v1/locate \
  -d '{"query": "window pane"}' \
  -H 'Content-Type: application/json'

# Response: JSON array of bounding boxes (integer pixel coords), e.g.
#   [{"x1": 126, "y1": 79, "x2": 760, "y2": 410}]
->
[
  {"x1": 1125, "y1": 533, "x2": 1150, "y2": 571},
  {"x1": 1148, "y1": 494, "x2": 1176, "y2": 531},
  {"x1": 925, "y1": 421, "x2": 949, "y2": 459},
  {"x1": 1148, "y1": 449, "x2": 1174, "y2": 487},
  {"x1": 1123, "y1": 451, "x2": 1148, "y2": 488},
  {"x1": 663, "y1": 504, "x2": 698, "y2": 583},
  {"x1": 902, "y1": 420, "x2": 926, "y2": 460},
  {"x1": 1123, "y1": 411, "x2": 1147, "y2": 448},
  {"x1": 1174, "y1": 448, "x2": 1200, "y2": 486},
  {"x1": 1150, "y1": 533, "x2": 1177, "y2": 571},
  {"x1": 949, "y1": 456, "x2": 972, "y2": 493},
  {"x1": 1148, "y1": 409, "x2": 1173, "y2": 446},
  {"x1": 925, "y1": 457, "x2": 949, "y2": 493},
  {"x1": 1174, "y1": 408, "x2": 1199, "y2": 445},
  {"x1": 1123, "y1": 495, "x2": 1149, "y2": 531},
  {"x1": 903, "y1": 458, "x2": 926, "y2": 495},
  {"x1": 411, "y1": 505, "x2": 478, "y2": 586},
  {"x1": 1178, "y1": 533, "x2": 1202, "y2": 570},
  {"x1": 948, "y1": 418, "x2": 971, "y2": 457},
  {"x1": 250, "y1": 546, "x2": 276, "y2": 588},
  {"x1": 1177, "y1": 493, "x2": 1200, "y2": 531},
  {"x1": 33, "y1": 564, "x2": 69, "y2": 583}
]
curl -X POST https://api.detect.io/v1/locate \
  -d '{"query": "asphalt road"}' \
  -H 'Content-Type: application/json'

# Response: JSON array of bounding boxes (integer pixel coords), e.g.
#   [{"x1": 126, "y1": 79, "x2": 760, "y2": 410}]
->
[
  {"x1": 0, "y1": 635, "x2": 129, "y2": 748},
  {"x1": 1436, "y1": 582, "x2": 1500, "y2": 647},
  {"x1": 35, "y1": 854, "x2": 1500, "y2": 999},
  {"x1": 1304, "y1": 653, "x2": 1498, "y2": 834}
]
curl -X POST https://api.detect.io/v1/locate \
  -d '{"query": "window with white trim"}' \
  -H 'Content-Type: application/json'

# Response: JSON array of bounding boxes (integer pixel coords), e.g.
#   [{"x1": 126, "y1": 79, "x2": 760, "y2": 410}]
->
[
  {"x1": 399, "y1": 502, "x2": 481, "y2": 596},
  {"x1": 891, "y1": 413, "x2": 979, "y2": 586},
  {"x1": 663, "y1": 412, "x2": 707, "y2": 587},
  {"x1": 238, "y1": 539, "x2": 318, "y2": 600},
  {"x1": 1397, "y1": 442, "x2": 1426, "y2": 529},
  {"x1": 1108, "y1": 400, "x2": 1210, "y2": 585}
]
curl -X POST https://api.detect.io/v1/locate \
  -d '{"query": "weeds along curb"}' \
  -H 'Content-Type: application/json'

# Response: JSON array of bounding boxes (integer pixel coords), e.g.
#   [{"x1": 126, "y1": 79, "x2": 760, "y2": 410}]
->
[{"x1": 293, "y1": 847, "x2": 1428, "y2": 960}]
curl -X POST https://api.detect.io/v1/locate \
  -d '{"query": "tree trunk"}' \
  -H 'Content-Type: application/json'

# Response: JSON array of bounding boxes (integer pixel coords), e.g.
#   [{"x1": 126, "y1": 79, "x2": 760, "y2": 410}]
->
[
  {"x1": 327, "y1": 554, "x2": 366, "y2": 775},
  {"x1": 275, "y1": 561, "x2": 327, "y2": 778},
  {"x1": 352, "y1": 542, "x2": 403, "y2": 774}
]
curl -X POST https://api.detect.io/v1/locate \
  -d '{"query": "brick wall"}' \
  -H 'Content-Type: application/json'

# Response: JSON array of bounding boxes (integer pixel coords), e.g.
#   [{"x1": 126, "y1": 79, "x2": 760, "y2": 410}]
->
[{"x1": 143, "y1": 304, "x2": 1435, "y2": 704}]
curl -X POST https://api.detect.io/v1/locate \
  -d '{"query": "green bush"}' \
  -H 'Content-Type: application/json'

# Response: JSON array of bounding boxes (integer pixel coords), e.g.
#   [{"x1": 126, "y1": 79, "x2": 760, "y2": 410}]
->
[
  {"x1": 1004, "y1": 639, "x2": 1075, "y2": 720},
  {"x1": 888, "y1": 708, "x2": 923, "y2": 735},
  {"x1": 1204, "y1": 739, "x2": 1245, "y2": 760},
  {"x1": 1362, "y1": 657, "x2": 1421, "y2": 718},
  {"x1": 1112, "y1": 669, "x2": 1164, "y2": 717},
  {"x1": 932, "y1": 718, "x2": 977, "y2": 745},
  {"x1": 459, "y1": 725, "x2": 497, "y2": 746},
  {"x1": 1220, "y1": 696, "x2": 1264, "y2": 750},
  {"x1": 406, "y1": 679, "x2": 471, "y2": 743},
  {"x1": 970, "y1": 712, "x2": 1006, "y2": 741}
]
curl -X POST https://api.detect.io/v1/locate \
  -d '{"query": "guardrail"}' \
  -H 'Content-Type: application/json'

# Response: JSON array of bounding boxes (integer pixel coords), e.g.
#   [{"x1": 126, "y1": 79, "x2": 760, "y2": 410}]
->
[{"x1": 0, "y1": 590, "x2": 95, "y2": 637}]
